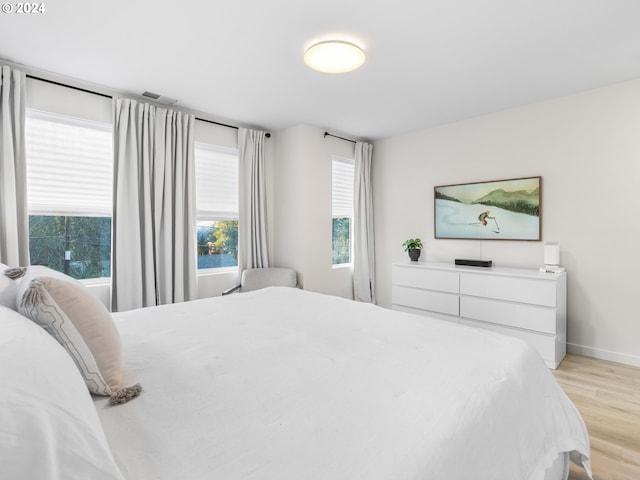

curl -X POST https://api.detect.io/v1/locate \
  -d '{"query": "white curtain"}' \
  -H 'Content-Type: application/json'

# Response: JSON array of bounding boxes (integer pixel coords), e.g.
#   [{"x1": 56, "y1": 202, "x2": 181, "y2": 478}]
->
[
  {"x1": 353, "y1": 142, "x2": 376, "y2": 303},
  {"x1": 238, "y1": 128, "x2": 269, "y2": 270},
  {"x1": 111, "y1": 98, "x2": 197, "y2": 312},
  {"x1": 0, "y1": 65, "x2": 29, "y2": 266}
]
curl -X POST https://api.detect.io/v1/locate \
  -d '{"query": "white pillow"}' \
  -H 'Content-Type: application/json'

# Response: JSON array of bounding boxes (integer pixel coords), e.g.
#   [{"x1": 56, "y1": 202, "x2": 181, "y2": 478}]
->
[
  {"x1": 0, "y1": 262, "x2": 18, "y2": 310},
  {"x1": 0, "y1": 305, "x2": 125, "y2": 480},
  {"x1": 15, "y1": 266, "x2": 141, "y2": 404}
]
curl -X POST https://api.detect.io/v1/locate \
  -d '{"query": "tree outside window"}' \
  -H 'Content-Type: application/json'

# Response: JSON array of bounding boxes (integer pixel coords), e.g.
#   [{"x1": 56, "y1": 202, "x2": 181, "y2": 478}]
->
[
  {"x1": 332, "y1": 217, "x2": 351, "y2": 265},
  {"x1": 28, "y1": 215, "x2": 111, "y2": 279},
  {"x1": 197, "y1": 220, "x2": 238, "y2": 269}
]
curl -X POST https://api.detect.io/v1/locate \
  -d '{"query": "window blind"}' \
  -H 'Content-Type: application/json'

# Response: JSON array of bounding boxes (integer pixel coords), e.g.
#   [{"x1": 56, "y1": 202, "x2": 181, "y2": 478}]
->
[
  {"x1": 195, "y1": 142, "x2": 239, "y2": 220},
  {"x1": 25, "y1": 109, "x2": 113, "y2": 216},
  {"x1": 332, "y1": 155, "x2": 355, "y2": 217}
]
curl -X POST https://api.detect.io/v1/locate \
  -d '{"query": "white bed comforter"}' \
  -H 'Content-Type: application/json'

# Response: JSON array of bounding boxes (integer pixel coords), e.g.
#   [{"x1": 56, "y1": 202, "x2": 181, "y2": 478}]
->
[{"x1": 95, "y1": 287, "x2": 591, "y2": 480}]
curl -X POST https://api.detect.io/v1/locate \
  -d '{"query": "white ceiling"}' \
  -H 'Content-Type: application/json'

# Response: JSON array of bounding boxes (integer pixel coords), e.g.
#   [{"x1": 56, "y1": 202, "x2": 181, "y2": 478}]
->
[{"x1": 2, "y1": 0, "x2": 640, "y2": 140}]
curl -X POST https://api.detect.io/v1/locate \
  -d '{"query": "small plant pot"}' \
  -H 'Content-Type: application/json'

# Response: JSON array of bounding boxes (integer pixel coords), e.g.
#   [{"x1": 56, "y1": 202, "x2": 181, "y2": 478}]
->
[{"x1": 408, "y1": 249, "x2": 421, "y2": 261}]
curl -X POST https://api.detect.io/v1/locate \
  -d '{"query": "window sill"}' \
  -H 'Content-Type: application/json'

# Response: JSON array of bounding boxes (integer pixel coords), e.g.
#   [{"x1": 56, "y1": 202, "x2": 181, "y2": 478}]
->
[
  {"x1": 80, "y1": 277, "x2": 111, "y2": 287},
  {"x1": 332, "y1": 263, "x2": 353, "y2": 269},
  {"x1": 197, "y1": 267, "x2": 238, "y2": 276}
]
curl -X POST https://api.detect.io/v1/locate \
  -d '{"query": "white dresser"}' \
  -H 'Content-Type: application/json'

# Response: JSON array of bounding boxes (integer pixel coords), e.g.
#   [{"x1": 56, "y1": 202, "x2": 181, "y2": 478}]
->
[{"x1": 391, "y1": 261, "x2": 567, "y2": 368}]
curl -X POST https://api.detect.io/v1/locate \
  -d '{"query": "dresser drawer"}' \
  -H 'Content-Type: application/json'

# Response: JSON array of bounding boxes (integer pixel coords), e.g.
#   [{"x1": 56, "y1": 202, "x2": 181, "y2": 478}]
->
[
  {"x1": 460, "y1": 296, "x2": 556, "y2": 334},
  {"x1": 392, "y1": 285, "x2": 459, "y2": 316},
  {"x1": 461, "y1": 318, "x2": 556, "y2": 365},
  {"x1": 460, "y1": 273, "x2": 556, "y2": 307},
  {"x1": 392, "y1": 304, "x2": 459, "y2": 324},
  {"x1": 392, "y1": 266, "x2": 459, "y2": 293}
]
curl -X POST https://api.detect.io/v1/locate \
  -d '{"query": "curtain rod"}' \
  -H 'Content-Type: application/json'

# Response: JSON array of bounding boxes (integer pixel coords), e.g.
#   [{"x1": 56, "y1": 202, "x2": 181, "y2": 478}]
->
[
  {"x1": 27, "y1": 74, "x2": 113, "y2": 99},
  {"x1": 26, "y1": 74, "x2": 271, "y2": 138},
  {"x1": 196, "y1": 117, "x2": 271, "y2": 138},
  {"x1": 324, "y1": 131, "x2": 356, "y2": 144}
]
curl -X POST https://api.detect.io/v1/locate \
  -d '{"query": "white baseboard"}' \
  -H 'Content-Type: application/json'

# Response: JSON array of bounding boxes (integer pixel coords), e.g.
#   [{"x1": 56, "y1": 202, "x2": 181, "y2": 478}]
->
[{"x1": 567, "y1": 343, "x2": 640, "y2": 368}]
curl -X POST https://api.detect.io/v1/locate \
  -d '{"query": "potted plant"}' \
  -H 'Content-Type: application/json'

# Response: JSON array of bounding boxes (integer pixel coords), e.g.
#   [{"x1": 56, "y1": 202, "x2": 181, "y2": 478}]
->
[{"x1": 402, "y1": 238, "x2": 423, "y2": 261}]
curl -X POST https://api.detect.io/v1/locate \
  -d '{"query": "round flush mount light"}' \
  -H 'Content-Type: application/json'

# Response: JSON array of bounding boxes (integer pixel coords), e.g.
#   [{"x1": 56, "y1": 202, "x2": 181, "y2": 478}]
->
[{"x1": 304, "y1": 40, "x2": 366, "y2": 73}]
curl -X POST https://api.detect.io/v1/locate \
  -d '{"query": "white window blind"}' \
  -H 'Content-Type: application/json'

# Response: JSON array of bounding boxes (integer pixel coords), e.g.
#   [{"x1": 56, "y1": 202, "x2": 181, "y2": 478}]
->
[
  {"x1": 195, "y1": 142, "x2": 239, "y2": 220},
  {"x1": 25, "y1": 109, "x2": 113, "y2": 216},
  {"x1": 332, "y1": 155, "x2": 355, "y2": 217}
]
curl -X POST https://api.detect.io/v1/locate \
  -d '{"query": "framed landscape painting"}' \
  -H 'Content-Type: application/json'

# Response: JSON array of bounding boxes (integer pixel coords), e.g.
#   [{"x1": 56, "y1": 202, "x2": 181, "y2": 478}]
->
[{"x1": 434, "y1": 176, "x2": 541, "y2": 240}]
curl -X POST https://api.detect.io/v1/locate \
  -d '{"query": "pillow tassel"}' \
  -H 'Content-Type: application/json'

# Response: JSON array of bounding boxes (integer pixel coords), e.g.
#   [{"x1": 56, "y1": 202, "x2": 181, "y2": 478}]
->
[
  {"x1": 21, "y1": 280, "x2": 45, "y2": 308},
  {"x1": 109, "y1": 383, "x2": 143, "y2": 406},
  {"x1": 4, "y1": 267, "x2": 27, "y2": 280}
]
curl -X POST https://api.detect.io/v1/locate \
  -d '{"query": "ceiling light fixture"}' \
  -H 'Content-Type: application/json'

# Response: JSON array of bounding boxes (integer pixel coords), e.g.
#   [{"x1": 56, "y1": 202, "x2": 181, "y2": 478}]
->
[{"x1": 304, "y1": 40, "x2": 365, "y2": 74}]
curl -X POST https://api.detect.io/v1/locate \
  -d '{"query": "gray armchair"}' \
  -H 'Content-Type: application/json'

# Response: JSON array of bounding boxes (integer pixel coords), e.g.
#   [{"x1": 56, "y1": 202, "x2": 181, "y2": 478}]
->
[{"x1": 222, "y1": 268, "x2": 298, "y2": 295}]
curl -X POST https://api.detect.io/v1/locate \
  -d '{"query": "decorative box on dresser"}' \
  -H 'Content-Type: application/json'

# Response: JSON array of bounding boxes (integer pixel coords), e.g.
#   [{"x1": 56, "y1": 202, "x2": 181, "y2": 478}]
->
[{"x1": 391, "y1": 261, "x2": 567, "y2": 369}]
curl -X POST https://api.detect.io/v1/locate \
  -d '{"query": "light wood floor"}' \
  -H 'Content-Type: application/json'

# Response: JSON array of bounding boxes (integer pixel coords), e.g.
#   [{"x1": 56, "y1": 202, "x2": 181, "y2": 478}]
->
[{"x1": 552, "y1": 354, "x2": 640, "y2": 480}]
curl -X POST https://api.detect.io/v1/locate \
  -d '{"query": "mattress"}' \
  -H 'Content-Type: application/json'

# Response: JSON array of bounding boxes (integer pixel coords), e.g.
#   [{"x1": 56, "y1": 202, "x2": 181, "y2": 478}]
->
[{"x1": 94, "y1": 287, "x2": 592, "y2": 479}]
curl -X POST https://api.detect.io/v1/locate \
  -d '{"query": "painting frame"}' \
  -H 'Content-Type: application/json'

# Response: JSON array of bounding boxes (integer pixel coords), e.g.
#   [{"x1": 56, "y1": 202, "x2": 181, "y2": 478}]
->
[{"x1": 434, "y1": 176, "x2": 541, "y2": 241}]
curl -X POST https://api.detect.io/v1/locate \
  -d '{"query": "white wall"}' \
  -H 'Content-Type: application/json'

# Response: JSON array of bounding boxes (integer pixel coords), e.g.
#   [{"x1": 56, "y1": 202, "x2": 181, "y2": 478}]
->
[
  {"x1": 27, "y1": 77, "x2": 112, "y2": 122},
  {"x1": 373, "y1": 78, "x2": 640, "y2": 367},
  {"x1": 272, "y1": 124, "x2": 354, "y2": 299}
]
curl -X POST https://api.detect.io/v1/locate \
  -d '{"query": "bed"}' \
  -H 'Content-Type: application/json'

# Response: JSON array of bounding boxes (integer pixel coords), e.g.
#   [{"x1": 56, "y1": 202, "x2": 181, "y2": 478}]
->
[{"x1": 2, "y1": 281, "x2": 592, "y2": 479}]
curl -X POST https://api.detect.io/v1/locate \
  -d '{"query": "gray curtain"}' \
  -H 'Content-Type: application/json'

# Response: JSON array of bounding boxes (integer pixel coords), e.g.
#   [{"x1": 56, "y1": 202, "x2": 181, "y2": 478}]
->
[
  {"x1": 112, "y1": 98, "x2": 197, "y2": 311},
  {"x1": 353, "y1": 142, "x2": 376, "y2": 303},
  {"x1": 0, "y1": 65, "x2": 29, "y2": 267},
  {"x1": 238, "y1": 128, "x2": 269, "y2": 270}
]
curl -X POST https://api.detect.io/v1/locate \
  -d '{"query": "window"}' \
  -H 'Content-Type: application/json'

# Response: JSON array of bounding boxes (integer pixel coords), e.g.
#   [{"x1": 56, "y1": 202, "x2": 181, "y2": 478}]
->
[
  {"x1": 25, "y1": 109, "x2": 113, "y2": 280},
  {"x1": 194, "y1": 143, "x2": 239, "y2": 270},
  {"x1": 332, "y1": 155, "x2": 355, "y2": 266}
]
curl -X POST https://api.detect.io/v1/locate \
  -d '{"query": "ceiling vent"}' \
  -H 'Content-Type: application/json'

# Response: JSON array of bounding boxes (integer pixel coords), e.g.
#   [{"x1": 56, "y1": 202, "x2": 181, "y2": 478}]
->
[{"x1": 141, "y1": 91, "x2": 178, "y2": 106}]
